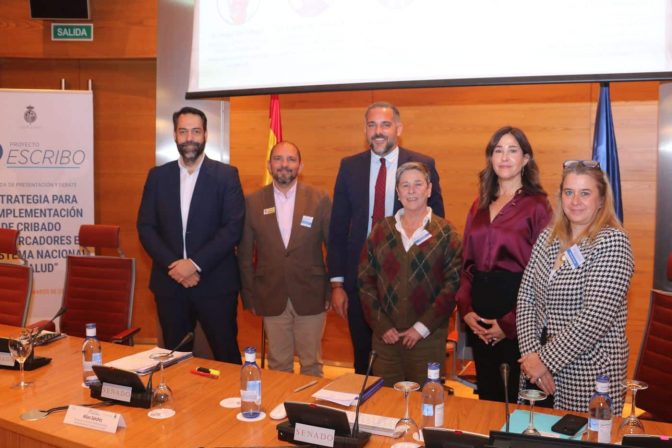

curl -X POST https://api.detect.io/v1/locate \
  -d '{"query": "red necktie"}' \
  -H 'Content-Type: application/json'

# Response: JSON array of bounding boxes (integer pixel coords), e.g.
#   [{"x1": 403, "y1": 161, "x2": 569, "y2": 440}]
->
[{"x1": 372, "y1": 157, "x2": 386, "y2": 226}]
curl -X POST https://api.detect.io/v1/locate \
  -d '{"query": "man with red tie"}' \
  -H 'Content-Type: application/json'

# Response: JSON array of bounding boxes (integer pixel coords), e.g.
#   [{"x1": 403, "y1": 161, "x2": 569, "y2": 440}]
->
[{"x1": 327, "y1": 102, "x2": 445, "y2": 374}]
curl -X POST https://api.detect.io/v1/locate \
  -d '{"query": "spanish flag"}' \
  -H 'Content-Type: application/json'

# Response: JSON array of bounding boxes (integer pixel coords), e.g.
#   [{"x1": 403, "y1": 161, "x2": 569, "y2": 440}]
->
[{"x1": 264, "y1": 94, "x2": 283, "y2": 185}]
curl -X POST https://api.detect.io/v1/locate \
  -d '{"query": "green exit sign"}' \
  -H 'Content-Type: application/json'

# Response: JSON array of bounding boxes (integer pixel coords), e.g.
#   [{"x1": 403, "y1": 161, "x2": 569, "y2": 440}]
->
[{"x1": 51, "y1": 24, "x2": 94, "y2": 41}]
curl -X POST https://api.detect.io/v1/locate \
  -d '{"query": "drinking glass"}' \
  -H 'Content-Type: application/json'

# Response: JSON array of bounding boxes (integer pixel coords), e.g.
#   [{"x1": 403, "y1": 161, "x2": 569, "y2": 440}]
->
[
  {"x1": 8, "y1": 328, "x2": 34, "y2": 389},
  {"x1": 148, "y1": 361, "x2": 175, "y2": 419},
  {"x1": 519, "y1": 389, "x2": 548, "y2": 436},
  {"x1": 392, "y1": 381, "x2": 421, "y2": 448},
  {"x1": 618, "y1": 379, "x2": 648, "y2": 439}
]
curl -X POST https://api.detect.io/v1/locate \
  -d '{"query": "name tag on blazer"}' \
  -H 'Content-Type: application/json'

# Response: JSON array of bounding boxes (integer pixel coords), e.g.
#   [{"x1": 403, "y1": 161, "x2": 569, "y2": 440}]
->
[
  {"x1": 263, "y1": 207, "x2": 276, "y2": 215},
  {"x1": 300, "y1": 215, "x2": 314, "y2": 228},
  {"x1": 565, "y1": 244, "x2": 585, "y2": 269},
  {"x1": 414, "y1": 229, "x2": 432, "y2": 246}
]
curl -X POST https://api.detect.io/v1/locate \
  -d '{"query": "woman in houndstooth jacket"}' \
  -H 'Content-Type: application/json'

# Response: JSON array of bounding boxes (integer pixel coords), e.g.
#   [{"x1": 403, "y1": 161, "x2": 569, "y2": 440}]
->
[{"x1": 517, "y1": 160, "x2": 634, "y2": 413}]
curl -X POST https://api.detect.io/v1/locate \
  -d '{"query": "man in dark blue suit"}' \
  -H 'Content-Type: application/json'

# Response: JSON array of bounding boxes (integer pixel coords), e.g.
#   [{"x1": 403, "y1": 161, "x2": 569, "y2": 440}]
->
[
  {"x1": 327, "y1": 102, "x2": 445, "y2": 374},
  {"x1": 138, "y1": 107, "x2": 244, "y2": 364}
]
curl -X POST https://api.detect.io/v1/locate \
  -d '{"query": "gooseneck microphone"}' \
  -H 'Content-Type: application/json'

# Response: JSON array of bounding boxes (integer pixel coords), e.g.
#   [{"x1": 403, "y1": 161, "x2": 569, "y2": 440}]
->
[
  {"x1": 352, "y1": 350, "x2": 377, "y2": 437},
  {"x1": 33, "y1": 306, "x2": 68, "y2": 336},
  {"x1": 169, "y1": 331, "x2": 194, "y2": 354},
  {"x1": 500, "y1": 363, "x2": 510, "y2": 432}
]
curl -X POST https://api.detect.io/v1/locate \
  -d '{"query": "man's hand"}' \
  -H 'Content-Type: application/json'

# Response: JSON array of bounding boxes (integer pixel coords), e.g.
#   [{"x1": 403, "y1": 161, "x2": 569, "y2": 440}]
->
[
  {"x1": 330, "y1": 286, "x2": 348, "y2": 318},
  {"x1": 168, "y1": 259, "x2": 198, "y2": 283},
  {"x1": 180, "y1": 272, "x2": 200, "y2": 288},
  {"x1": 381, "y1": 328, "x2": 400, "y2": 344}
]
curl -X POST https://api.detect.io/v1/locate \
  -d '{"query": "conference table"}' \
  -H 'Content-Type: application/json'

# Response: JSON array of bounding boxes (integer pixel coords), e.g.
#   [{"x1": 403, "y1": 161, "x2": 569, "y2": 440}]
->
[{"x1": 1, "y1": 324, "x2": 670, "y2": 447}]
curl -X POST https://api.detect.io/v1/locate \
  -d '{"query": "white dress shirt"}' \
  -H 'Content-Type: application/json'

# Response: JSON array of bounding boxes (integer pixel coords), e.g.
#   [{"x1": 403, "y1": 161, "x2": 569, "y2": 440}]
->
[
  {"x1": 367, "y1": 147, "x2": 399, "y2": 234},
  {"x1": 178, "y1": 154, "x2": 204, "y2": 265},
  {"x1": 273, "y1": 181, "x2": 297, "y2": 249}
]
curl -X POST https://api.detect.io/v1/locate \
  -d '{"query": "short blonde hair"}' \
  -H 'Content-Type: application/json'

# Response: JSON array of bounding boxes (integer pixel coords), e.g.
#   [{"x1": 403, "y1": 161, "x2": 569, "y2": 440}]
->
[{"x1": 549, "y1": 163, "x2": 623, "y2": 246}]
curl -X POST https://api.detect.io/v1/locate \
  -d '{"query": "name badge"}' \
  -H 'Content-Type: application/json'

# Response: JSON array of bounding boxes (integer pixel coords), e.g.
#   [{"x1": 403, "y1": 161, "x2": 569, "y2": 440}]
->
[
  {"x1": 0, "y1": 351, "x2": 15, "y2": 367},
  {"x1": 300, "y1": 215, "x2": 314, "y2": 228},
  {"x1": 63, "y1": 405, "x2": 127, "y2": 434},
  {"x1": 413, "y1": 230, "x2": 432, "y2": 246},
  {"x1": 565, "y1": 244, "x2": 585, "y2": 269},
  {"x1": 294, "y1": 422, "x2": 336, "y2": 447},
  {"x1": 263, "y1": 207, "x2": 276, "y2": 215},
  {"x1": 101, "y1": 382, "x2": 132, "y2": 403}
]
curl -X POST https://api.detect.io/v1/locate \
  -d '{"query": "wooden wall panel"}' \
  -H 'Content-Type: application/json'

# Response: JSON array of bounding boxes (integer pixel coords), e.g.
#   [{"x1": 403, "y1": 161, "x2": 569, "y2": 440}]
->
[
  {"x1": 0, "y1": 0, "x2": 156, "y2": 59},
  {"x1": 0, "y1": 58, "x2": 158, "y2": 343},
  {"x1": 231, "y1": 82, "x2": 659, "y2": 373}
]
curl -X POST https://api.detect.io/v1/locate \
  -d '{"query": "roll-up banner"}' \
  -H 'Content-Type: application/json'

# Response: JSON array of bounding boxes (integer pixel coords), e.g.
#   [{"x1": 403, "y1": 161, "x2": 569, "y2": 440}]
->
[{"x1": 0, "y1": 89, "x2": 94, "y2": 325}]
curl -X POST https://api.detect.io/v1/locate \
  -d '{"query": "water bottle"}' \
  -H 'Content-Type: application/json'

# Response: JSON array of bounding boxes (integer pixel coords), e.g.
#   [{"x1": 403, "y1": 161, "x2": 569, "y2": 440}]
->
[
  {"x1": 421, "y1": 362, "x2": 445, "y2": 428},
  {"x1": 82, "y1": 323, "x2": 102, "y2": 387},
  {"x1": 587, "y1": 374, "x2": 613, "y2": 443},
  {"x1": 240, "y1": 346, "x2": 262, "y2": 418}
]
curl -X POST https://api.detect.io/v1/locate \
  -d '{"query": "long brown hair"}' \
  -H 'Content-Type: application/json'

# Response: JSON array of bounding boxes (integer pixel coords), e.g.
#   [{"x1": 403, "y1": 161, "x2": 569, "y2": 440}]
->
[
  {"x1": 478, "y1": 126, "x2": 545, "y2": 209},
  {"x1": 548, "y1": 163, "x2": 623, "y2": 247}
]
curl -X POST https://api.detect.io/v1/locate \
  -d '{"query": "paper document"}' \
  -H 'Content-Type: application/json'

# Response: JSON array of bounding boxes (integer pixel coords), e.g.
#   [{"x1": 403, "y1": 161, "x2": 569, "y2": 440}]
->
[
  {"x1": 312, "y1": 373, "x2": 384, "y2": 406},
  {"x1": 344, "y1": 409, "x2": 399, "y2": 438},
  {"x1": 105, "y1": 347, "x2": 192, "y2": 375}
]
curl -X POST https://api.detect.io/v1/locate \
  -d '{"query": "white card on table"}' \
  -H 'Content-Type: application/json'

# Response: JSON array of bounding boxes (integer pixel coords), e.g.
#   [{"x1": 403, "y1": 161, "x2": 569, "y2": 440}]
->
[
  {"x1": 63, "y1": 405, "x2": 126, "y2": 434},
  {"x1": 294, "y1": 422, "x2": 335, "y2": 447}
]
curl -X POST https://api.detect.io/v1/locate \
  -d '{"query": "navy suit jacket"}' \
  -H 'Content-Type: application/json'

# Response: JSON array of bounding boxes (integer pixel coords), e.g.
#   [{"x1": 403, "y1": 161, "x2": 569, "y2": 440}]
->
[
  {"x1": 327, "y1": 147, "x2": 444, "y2": 293},
  {"x1": 137, "y1": 156, "x2": 245, "y2": 298}
]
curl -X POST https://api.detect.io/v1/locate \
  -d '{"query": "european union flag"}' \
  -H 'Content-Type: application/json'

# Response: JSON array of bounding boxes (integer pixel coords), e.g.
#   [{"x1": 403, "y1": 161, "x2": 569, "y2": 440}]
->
[{"x1": 592, "y1": 82, "x2": 623, "y2": 223}]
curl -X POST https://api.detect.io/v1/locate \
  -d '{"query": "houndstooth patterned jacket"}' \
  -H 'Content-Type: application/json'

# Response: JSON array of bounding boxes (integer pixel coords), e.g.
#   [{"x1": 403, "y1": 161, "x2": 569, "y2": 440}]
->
[{"x1": 517, "y1": 226, "x2": 634, "y2": 413}]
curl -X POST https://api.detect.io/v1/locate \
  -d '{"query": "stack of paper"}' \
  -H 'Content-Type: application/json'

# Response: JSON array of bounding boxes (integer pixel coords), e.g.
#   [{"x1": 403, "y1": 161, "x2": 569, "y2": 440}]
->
[
  {"x1": 105, "y1": 347, "x2": 192, "y2": 375},
  {"x1": 312, "y1": 373, "x2": 384, "y2": 407},
  {"x1": 344, "y1": 409, "x2": 400, "y2": 438}
]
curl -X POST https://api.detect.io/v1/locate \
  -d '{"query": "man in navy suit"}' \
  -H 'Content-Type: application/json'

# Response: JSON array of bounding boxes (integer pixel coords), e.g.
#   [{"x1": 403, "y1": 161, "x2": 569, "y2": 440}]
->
[
  {"x1": 327, "y1": 102, "x2": 445, "y2": 374},
  {"x1": 137, "y1": 106, "x2": 244, "y2": 364}
]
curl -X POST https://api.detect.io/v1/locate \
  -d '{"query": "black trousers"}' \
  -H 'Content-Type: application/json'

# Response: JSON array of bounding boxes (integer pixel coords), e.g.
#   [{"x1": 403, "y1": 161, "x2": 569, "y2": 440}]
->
[
  {"x1": 346, "y1": 288, "x2": 372, "y2": 374},
  {"x1": 155, "y1": 290, "x2": 242, "y2": 364},
  {"x1": 468, "y1": 327, "x2": 520, "y2": 403}
]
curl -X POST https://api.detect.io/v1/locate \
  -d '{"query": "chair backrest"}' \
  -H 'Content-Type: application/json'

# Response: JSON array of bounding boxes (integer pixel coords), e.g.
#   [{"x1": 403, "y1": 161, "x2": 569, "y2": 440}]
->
[
  {"x1": 0, "y1": 228, "x2": 32, "y2": 327},
  {"x1": 633, "y1": 289, "x2": 672, "y2": 423},
  {"x1": 60, "y1": 225, "x2": 136, "y2": 341}
]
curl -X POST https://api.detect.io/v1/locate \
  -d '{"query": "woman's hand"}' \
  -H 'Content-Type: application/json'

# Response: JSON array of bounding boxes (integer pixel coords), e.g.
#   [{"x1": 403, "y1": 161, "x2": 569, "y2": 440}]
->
[
  {"x1": 479, "y1": 318, "x2": 506, "y2": 345},
  {"x1": 519, "y1": 352, "x2": 556, "y2": 394},
  {"x1": 381, "y1": 328, "x2": 400, "y2": 344},
  {"x1": 399, "y1": 328, "x2": 422, "y2": 349},
  {"x1": 464, "y1": 312, "x2": 499, "y2": 344}
]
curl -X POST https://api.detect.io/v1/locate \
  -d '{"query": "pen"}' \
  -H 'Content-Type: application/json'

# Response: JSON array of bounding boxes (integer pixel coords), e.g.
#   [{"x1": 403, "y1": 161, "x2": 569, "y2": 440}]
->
[
  {"x1": 293, "y1": 379, "x2": 318, "y2": 393},
  {"x1": 191, "y1": 369, "x2": 219, "y2": 379}
]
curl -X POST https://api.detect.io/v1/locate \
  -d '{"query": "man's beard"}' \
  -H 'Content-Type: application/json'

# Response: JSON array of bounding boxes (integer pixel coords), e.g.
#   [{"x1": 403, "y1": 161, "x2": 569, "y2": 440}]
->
[
  {"x1": 368, "y1": 134, "x2": 395, "y2": 156},
  {"x1": 177, "y1": 140, "x2": 206, "y2": 164},
  {"x1": 272, "y1": 168, "x2": 297, "y2": 185}
]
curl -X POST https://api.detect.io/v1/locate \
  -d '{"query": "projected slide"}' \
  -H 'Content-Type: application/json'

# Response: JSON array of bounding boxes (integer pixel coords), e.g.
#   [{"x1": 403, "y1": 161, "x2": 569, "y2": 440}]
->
[{"x1": 188, "y1": 0, "x2": 672, "y2": 96}]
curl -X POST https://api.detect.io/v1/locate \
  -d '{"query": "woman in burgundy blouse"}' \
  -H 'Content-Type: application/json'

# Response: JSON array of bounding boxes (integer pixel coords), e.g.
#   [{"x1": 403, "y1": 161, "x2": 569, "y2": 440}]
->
[{"x1": 456, "y1": 126, "x2": 551, "y2": 402}]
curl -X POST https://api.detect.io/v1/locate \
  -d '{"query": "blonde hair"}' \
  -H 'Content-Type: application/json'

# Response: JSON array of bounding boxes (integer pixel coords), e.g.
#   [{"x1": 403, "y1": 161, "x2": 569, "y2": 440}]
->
[{"x1": 548, "y1": 164, "x2": 623, "y2": 247}]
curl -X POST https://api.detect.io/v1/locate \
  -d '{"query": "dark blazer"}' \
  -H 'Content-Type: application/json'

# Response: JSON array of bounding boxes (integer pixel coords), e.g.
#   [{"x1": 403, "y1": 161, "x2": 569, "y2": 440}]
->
[
  {"x1": 327, "y1": 147, "x2": 444, "y2": 292},
  {"x1": 238, "y1": 183, "x2": 331, "y2": 316},
  {"x1": 137, "y1": 156, "x2": 245, "y2": 298}
]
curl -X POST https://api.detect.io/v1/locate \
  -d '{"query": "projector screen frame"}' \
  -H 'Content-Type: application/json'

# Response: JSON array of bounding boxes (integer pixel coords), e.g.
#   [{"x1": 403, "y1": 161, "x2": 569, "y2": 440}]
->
[{"x1": 185, "y1": 71, "x2": 672, "y2": 99}]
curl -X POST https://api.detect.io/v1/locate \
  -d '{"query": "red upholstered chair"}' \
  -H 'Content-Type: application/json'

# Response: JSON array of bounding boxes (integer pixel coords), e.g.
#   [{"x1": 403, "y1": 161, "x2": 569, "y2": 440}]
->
[
  {"x1": 0, "y1": 228, "x2": 32, "y2": 327},
  {"x1": 53, "y1": 225, "x2": 139, "y2": 344},
  {"x1": 633, "y1": 289, "x2": 672, "y2": 423}
]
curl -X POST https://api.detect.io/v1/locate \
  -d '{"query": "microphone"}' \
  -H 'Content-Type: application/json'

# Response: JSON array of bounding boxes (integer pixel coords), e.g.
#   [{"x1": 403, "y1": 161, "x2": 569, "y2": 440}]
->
[
  {"x1": 169, "y1": 331, "x2": 194, "y2": 354},
  {"x1": 352, "y1": 350, "x2": 376, "y2": 437},
  {"x1": 32, "y1": 306, "x2": 68, "y2": 336},
  {"x1": 500, "y1": 363, "x2": 510, "y2": 432}
]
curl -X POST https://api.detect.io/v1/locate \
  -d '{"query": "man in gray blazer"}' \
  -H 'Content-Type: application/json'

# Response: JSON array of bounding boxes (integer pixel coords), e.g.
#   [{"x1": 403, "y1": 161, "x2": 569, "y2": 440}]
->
[{"x1": 238, "y1": 141, "x2": 331, "y2": 376}]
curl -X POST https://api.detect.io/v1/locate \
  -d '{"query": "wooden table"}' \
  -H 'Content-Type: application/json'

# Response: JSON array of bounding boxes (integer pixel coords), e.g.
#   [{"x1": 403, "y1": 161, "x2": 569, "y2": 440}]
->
[{"x1": 1, "y1": 325, "x2": 670, "y2": 447}]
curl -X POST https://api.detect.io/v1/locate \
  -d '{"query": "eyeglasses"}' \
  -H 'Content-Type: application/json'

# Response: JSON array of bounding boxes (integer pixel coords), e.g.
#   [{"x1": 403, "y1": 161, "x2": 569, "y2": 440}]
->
[{"x1": 563, "y1": 160, "x2": 601, "y2": 169}]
